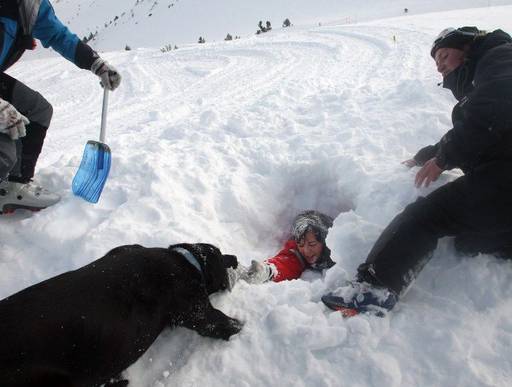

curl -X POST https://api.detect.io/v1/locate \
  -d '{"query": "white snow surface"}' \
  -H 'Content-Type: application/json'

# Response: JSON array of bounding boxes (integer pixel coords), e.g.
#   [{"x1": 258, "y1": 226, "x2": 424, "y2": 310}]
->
[
  {"x1": 3, "y1": 2, "x2": 512, "y2": 386},
  {"x1": 37, "y1": 0, "x2": 512, "y2": 50}
]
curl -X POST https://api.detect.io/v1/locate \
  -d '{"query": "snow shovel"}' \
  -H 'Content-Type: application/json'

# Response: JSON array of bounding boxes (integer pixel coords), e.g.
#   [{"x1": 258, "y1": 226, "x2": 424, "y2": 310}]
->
[{"x1": 72, "y1": 88, "x2": 112, "y2": 203}]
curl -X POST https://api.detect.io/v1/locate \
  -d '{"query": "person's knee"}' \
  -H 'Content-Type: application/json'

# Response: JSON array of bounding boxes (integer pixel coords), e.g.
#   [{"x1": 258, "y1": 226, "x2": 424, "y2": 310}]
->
[
  {"x1": 0, "y1": 136, "x2": 17, "y2": 180},
  {"x1": 401, "y1": 197, "x2": 431, "y2": 219},
  {"x1": 29, "y1": 92, "x2": 53, "y2": 128}
]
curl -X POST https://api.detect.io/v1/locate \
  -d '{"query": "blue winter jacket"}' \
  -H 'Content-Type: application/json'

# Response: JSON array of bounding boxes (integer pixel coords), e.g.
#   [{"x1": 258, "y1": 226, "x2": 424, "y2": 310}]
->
[{"x1": 0, "y1": 0, "x2": 97, "y2": 72}]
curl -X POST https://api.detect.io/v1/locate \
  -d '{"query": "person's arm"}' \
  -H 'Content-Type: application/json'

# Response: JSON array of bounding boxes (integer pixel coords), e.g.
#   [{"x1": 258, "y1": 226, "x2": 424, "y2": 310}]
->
[
  {"x1": 413, "y1": 144, "x2": 440, "y2": 166},
  {"x1": 242, "y1": 241, "x2": 305, "y2": 284},
  {"x1": 435, "y1": 48, "x2": 512, "y2": 171},
  {"x1": 402, "y1": 142, "x2": 440, "y2": 168},
  {"x1": 435, "y1": 99, "x2": 498, "y2": 170},
  {"x1": 415, "y1": 83, "x2": 511, "y2": 188},
  {"x1": 265, "y1": 241, "x2": 305, "y2": 282},
  {"x1": 32, "y1": 0, "x2": 96, "y2": 69}
]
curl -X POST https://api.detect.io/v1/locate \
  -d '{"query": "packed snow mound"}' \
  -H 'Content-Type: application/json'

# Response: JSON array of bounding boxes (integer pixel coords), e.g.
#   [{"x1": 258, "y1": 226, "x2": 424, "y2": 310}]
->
[{"x1": 3, "y1": 2, "x2": 512, "y2": 387}]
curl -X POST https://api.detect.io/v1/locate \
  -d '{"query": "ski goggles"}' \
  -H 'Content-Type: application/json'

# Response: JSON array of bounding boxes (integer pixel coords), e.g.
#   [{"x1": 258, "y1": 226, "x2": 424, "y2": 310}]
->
[
  {"x1": 433, "y1": 27, "x2": 479, "y2": 46},
  {"x1": 431, "y1": 27, "x2": 483, "y2": 57}
]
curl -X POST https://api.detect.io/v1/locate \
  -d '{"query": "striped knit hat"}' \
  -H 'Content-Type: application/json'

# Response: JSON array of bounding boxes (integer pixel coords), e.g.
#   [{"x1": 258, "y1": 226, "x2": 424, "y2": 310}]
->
[{"x1": 291, "y1": 210, "x2": 333, "y2": 243}]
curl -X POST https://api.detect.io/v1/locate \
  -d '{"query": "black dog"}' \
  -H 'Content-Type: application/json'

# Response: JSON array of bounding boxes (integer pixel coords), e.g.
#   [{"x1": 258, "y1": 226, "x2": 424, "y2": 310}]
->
[{"x1": 0, "y1": 243, "x2": 242, "y2": 387}]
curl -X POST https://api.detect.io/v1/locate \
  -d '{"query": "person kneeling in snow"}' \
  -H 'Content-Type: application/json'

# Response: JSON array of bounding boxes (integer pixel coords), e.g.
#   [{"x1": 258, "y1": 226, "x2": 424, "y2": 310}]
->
[
  {"x1": 323, "y1": 26, "x2": 512, "y2": 316},
  {"x1": 0, "y1": 0, "x2": 121, "y2": 215},
  {"x1": 233, "y1": 210, "x2": 335, "y2": 285}
]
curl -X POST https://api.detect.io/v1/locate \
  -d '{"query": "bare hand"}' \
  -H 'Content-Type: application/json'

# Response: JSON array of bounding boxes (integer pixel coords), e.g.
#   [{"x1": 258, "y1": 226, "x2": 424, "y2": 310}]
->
[
  {"x1": 415, "y1": 158, "x2": 443, "y2": 188},
  {"x1": 402, "y1": 158, "x2": 417, "y2": 168}
]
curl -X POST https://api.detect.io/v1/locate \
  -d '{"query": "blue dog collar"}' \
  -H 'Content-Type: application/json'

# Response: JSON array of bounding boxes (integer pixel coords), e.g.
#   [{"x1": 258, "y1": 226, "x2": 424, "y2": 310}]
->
[{"x1": 173, "y1": 247, "x2": 203, "y2": 274}]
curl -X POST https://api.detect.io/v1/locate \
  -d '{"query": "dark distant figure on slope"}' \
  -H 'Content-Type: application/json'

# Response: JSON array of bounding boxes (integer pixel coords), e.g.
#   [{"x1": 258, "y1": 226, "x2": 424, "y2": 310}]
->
[
  {"x1": 323, "y1": 26, "x2": 512, "y2": 316},
  {"x1": 232, "y1": 210, "x2": 336, "y2": 284},
  {"x1": 0, "y1": 0, "x2": 121, "y2": 215},
  {"x1": 198, "y1": 36, "x2": 206, "y2": 44},
  {"x1": 225, "y1": 33, "x2": 233, "y2": 41},
  {"x1": 266, "y1": 21, "x2": 272, "y2": 31},
  {"x1": 258, "y1": 20, "x2": 267, "y2": 34},
  {"x1": 283, "y1": 18, "x2": 291, "y2": 28}
]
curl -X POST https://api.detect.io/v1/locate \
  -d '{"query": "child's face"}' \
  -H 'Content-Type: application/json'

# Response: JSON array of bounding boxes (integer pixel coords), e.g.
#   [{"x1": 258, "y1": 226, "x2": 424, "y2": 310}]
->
[{"x1": 297, "y1": 230, "x2": 324, "y2": 264}]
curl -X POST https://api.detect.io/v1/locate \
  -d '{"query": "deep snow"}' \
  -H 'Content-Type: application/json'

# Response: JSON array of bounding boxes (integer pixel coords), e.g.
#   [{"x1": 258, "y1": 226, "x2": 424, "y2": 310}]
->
[{"x1": 2, "y1": 1, "x2": 512, "y2": 386}]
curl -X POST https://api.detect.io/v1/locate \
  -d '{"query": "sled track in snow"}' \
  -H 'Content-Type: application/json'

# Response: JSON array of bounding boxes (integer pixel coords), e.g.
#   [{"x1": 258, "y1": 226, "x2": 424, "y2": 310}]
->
[{"x1": 111, "y1": 25, "x2": 415, "y2": 122}]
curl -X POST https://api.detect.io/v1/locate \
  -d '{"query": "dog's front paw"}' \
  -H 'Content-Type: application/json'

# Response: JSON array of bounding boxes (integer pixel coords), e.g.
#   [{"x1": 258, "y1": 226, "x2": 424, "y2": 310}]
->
[
  {"x1": 205, "y1": 313, "x2": 244, "y2": 340},
  {"x1": 185, "y1": 306, "x2": 244, "y2": 340},
  {"x1": 218, "y1": 316, "x2": 243, "y2": 340}
]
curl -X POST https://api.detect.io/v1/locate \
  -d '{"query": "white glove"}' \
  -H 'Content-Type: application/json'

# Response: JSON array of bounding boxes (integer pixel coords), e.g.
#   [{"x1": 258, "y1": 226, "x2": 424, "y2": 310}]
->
[
  {"x1": 226, "y1": 264, "x2": 252, "y2": 290},
  {"x1": 243, "y1": 260, "x2": 275, "y2": 284},
  {"x1": 0, "y1": 98, "x2": 29, "y2": 140},
  {"x1": 91, "y1": 58, "x2": 122, "y2": 90},
  {"x1": 226, "y1": 266, "x2": 242, "y2": 291}
]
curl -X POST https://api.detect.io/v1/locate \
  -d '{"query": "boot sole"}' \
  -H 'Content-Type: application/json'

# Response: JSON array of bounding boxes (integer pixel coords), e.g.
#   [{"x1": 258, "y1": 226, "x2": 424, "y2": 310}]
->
[
  {"x1": 0, "y1": 204, "x2": 44, "y2": 215},
  {"x1": 321, "y1": 294, "x2": 387, "y2": 318}
]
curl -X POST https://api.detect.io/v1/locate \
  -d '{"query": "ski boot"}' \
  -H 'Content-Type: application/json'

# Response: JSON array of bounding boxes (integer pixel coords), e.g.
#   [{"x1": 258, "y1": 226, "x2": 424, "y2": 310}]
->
[
  {"x1": 0, "y1": 180, "x2": 61, "y2": 215},
  {"x1": 322, "y1": 280, "x2": 398, "y2": 317}
]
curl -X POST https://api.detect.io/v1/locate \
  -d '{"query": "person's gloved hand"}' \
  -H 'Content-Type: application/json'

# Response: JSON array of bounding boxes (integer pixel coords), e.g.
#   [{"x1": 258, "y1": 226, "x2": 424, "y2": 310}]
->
[
  {"x1": 244, "y1": 260, "x2": 274, "y2": 284},
  {"x1": 0, "y1": 98, "x2": 29, "y2": 140},
  {"x1": 91, "y1": 58, "x2": 122, "y2": 90}
]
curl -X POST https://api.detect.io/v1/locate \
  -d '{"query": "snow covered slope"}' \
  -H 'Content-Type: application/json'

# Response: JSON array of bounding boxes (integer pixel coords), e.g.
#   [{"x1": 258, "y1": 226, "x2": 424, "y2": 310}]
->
[
  {"x1": 2, "y1": 2, "x2": 512, "y2": 387},
  {"x1": 51, "y1": 0, "x2": 512, "y2": 50}
]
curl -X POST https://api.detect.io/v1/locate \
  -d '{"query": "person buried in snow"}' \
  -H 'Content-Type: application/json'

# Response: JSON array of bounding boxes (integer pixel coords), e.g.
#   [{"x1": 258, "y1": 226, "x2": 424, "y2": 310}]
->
[
  {"x1": 232, "y1": 210, "x2": 336, "y2": 285},
  {"x1": 323, "y1": 26, "x2": 512, "y2": 316},
  {"x1": 0, "y1": 0, "x2": 121, "y2": 215}
]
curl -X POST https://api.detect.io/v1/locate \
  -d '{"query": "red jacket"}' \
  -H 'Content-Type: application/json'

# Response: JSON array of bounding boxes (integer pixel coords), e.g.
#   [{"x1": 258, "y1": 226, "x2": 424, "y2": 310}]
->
[{"x1": 265, "y1": 240, "x2": 306, "y2": 282}]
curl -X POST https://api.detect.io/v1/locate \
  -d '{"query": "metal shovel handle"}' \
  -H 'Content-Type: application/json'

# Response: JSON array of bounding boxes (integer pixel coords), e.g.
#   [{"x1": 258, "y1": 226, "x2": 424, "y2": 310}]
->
[{"x1": 99, "y1": 88, "x2": 109, "y2": 143}]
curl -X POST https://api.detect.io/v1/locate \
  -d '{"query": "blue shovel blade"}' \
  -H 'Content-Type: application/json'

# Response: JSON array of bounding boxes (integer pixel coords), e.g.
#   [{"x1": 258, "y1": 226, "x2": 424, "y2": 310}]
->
[{"x1": 72, "y1": 140, "x2": 111, "y2": 203}]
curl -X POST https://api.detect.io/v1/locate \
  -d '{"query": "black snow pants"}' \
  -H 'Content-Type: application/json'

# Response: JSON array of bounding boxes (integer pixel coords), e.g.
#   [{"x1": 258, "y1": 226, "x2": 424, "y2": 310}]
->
[
  {"x1": 0, "y1": 72, "x2": 53, "y2": 182},
  {"x1": 357, "y1": 162, "x2": 512, "y2": 295}
]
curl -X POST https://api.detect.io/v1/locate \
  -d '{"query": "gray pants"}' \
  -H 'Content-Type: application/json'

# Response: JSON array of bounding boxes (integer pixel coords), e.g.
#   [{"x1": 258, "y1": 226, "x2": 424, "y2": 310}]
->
[
  {"x1": 0, "y1": 133, "x2": 18, "y2": 181},
  {"x1": 0, "y1": 72, "x2": 53, "y2": 182}
]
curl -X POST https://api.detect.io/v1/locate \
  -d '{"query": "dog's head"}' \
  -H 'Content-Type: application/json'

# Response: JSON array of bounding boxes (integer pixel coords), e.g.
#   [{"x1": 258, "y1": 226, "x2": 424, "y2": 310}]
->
[{"x1": 169, "y1": 243, "x2": 238, "y2": 294}]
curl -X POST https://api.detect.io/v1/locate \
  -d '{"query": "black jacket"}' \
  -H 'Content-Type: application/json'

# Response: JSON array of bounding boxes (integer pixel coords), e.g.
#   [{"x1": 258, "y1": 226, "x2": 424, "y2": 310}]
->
[{"x1": 414, "y1": 30, "x2": 512, "y2": 173}]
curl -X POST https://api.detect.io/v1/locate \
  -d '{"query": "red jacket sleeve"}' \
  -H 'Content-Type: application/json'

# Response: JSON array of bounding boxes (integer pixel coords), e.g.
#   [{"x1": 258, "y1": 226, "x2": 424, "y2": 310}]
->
[{"x1": 265, "y1": 240, "x2": 305, "y2": 282}]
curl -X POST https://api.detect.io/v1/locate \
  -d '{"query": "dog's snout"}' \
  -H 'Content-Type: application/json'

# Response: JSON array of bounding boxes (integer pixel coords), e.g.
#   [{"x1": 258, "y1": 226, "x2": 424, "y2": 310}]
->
[{"x1": 222, "y1": 254, "x2": 238, "y2": 269}]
